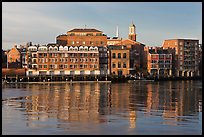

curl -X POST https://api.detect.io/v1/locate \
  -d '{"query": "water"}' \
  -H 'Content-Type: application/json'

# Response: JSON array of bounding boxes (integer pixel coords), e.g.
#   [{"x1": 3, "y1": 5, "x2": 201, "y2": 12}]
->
[{"x1": 2, "y1": 80, "x2": 202, "y2": 135}]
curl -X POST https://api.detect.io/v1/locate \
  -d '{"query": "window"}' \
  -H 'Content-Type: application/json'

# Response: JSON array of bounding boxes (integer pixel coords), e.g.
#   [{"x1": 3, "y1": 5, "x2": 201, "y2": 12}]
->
[
  {"x1": 123, "y1": 63, "x2": 126, "y2": 68},
  {"x1": 118, "y1": 53, "x2": 121, "y2": 58},
  {"x1": 123, "y1": 53, "x2": 126, "y2": 58},
  {"x1": 71, "y1": 41, "x2": 75, "y2": 45},
  {"x1": 70, "y1": 65, "x2": 73, "y2": 69},
  {"x1": 80, "y1": 64, "x2": 83, "y2": 69},
  {"x1": 112, "y1": 63, "x2": 116, "y2": 68},
  {"x1": 118, "y1": 62, "x2": 121, "y2": 68},
  {"x1": 44, "y1": 65, "x2": 47, "y2": 68},
  {"x1": 64, "y1": 65, "x2": 68, "y2": 68},
  {"x1": 29, "y1": 71, "x2": 33, "y2": 75},
  {"x1": 49, "y1": 65, "x2": 54, "y2": 69},
  {"x1": 59, "y1": 65, "x2": 63, "y2": 69},
  {"x1": 112, "y1": 53, "x2": 116, "y2": 58}
]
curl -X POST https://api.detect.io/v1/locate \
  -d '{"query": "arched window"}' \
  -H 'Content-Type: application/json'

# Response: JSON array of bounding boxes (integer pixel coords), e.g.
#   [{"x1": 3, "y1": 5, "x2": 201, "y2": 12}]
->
[
  {"x1": 89, "y1": 46, "x2": 94, "y2": 51},
  {"x1": 59, "y1": 46, "x2": 64, "y2": 51},
  {"x1": 79, "y1": 46, "x2": 84, "y2": 51},
  {"x1": 84, "y1": 46, "x2": 88, "y2": 51},
  {"x1": 64, "y1": 46, "x2": 68, "y2": 51},
  {"x1": 74, "y1": 47, "x2": 78, "y2": 51},
  {"x1": 54, "y1": 46, "x2": 58, "y2": 51},
  {"x1": 69, "y1": 46, "x2": 74, "y2": 51},
  {"x1": 49, "y1": 46, "x2": 53, "y2": 51},
  {"x1": 94, "y1": 46, "x2": 98, "y2": 51}
]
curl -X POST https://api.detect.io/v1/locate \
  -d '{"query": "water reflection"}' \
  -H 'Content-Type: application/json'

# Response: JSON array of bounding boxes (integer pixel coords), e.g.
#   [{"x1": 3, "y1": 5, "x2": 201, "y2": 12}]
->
[{"x1": 2, "y1": 80, "x2": 202, "y2": 134}]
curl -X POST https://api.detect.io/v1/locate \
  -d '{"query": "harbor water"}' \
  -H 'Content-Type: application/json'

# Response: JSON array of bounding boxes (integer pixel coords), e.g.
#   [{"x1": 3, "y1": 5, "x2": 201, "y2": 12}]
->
[{"x1": 2, "y1": 80, "x2": 202, "y2": 135}]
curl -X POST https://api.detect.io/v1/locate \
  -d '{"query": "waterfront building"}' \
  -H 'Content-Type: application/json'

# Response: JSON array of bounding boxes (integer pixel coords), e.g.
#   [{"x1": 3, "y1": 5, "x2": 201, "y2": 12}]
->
[
  {"x1": 144, "y1": 46, "x2": 173, "y2": 78},
  {"x1": 98, "y1": 46, "x2": 110, "y2": 76},
  {"x1": 107, "y1": 22, "x2": 145, "y2": 76},
  {"x1": 117, "y1": 39, "x2": 145, "y2": 75},
  {"x1": 108, "y1": 45, "x2": 130, "y2": 76},
  {"x1": 162, "y1": 39, "x2": 200, "y2": 77},
  {"x1": 198, "y1": 44, "x2": 202, "y2": 77},
  {"x1": 19, "y1": 45, "x2": 28, "y2": 69},
  {"x1": 26, "y1": 44, "x2": 100, "y2": 77}
]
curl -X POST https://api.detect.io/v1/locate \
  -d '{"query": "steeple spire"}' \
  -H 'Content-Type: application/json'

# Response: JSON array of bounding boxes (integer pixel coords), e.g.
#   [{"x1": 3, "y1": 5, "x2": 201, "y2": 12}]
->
[{"x1": 116, "y1": 26, "x2": 119, "y2": 38}]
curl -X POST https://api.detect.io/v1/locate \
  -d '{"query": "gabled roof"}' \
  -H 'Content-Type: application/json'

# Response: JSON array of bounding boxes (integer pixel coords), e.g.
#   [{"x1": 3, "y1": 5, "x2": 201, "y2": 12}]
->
[{"x1": 8, "y1": 46, "x2": 21, "y2": 54}]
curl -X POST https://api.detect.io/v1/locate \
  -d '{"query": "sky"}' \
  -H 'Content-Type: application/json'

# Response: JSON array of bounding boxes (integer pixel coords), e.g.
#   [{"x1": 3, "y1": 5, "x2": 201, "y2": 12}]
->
[{"x1": 2, "y1": 2, "x2": 202, "y2": 50}]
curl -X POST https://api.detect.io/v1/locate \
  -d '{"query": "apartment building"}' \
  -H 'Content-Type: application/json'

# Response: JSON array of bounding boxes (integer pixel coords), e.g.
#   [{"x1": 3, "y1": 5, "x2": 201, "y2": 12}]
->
[
  {"x1": 162, "y1": 39, "x2": 199, "y2": 77},
  {"x1": 26, "y1": 44, "x2": 100, "y2": 76},
  {"x1": 144, "y1": 47, "x2": 173, "y2": 77}
]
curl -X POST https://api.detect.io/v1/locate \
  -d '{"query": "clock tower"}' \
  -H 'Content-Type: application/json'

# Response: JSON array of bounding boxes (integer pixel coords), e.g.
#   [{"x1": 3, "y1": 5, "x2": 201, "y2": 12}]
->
[{"x1": 128, "y1": 22, "x2": 137, "y2": 41}]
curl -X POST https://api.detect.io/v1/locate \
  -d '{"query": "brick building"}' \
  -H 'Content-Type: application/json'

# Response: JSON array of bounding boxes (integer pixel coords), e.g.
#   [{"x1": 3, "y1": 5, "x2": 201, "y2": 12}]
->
[
  {"x1": 56, "y1": 28, "x2": 107, "y2": 47},
  {"x1": 162, "y1": 39, "x2": 200, "y2": 77},
  {"x1": 6, "y1": 45, "x2": 22, "y2": 68},
  {"x1": 26, "y1": 44, "x2": 100, "y2": 76},
  {"x1": 108, "y1": 45, "x2": 130, "y2": 76},
  {"x1": 144, "y1": 47, "x2": 174, "y2": 78}
]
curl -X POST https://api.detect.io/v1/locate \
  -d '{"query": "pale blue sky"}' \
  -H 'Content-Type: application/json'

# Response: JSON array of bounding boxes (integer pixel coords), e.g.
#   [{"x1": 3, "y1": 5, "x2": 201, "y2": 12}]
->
[{"x1": 2, "y1": 2, "x2": 202, "y2": 50}]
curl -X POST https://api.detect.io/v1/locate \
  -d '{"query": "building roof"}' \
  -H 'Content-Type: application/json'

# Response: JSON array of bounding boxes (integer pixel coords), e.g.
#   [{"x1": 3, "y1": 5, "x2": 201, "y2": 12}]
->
[
  {"x1": 165, "y1": 38, "x2": 199, "y2": 41},
  {"x1": 68, "y1": 28, "x2": 102, "y2": 32}
]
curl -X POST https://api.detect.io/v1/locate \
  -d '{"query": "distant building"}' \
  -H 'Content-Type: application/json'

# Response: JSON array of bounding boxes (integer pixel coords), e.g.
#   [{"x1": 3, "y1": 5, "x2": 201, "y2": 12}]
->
[{"x1": 162, "y1": 39, "x2": 200, "y2": 77}]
